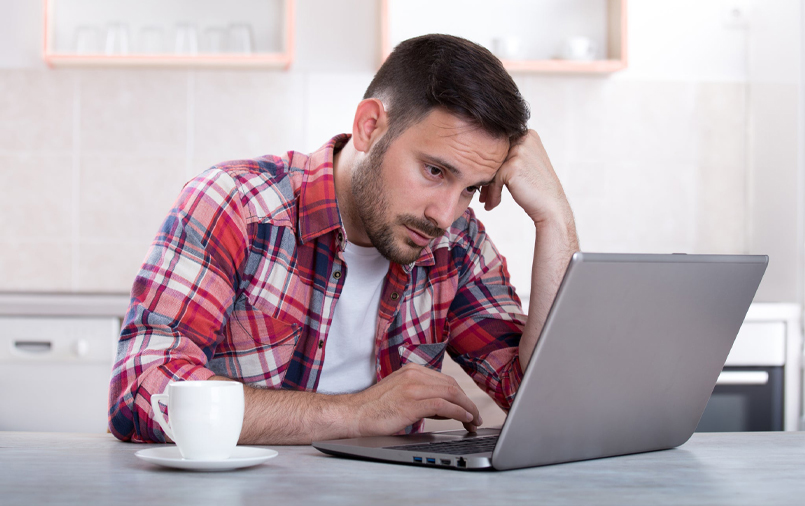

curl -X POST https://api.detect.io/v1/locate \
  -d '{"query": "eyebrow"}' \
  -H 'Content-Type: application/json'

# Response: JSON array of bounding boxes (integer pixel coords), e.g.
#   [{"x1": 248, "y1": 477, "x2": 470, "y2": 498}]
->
[{"x1": 421, "y1": 154, "x2": 496, "y2": 187}]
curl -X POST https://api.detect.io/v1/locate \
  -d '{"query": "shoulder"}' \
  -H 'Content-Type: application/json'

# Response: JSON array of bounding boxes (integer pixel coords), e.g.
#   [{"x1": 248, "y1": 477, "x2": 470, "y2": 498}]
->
[{"x1": 191, "y1": 152, "x2": 307, "y2": 228}]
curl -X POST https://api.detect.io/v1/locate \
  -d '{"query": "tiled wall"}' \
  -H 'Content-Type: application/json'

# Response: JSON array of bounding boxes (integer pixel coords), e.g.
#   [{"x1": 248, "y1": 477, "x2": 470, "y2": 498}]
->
[
  {"x1": 0, "y1": 0, "x2": 801, "y2": 303},
  {"x1": 0, "y1": 67, "x2": 756, "y2": 298}
]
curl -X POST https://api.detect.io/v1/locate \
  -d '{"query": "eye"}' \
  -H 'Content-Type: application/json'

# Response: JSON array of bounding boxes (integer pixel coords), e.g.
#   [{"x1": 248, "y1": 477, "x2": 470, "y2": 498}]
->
[
  {"x1": 425, "y1": 165, "x2": 443, "y2": 178},
  {"x1": 464, "y1": 186, "x2": 479, "y2": 195}
]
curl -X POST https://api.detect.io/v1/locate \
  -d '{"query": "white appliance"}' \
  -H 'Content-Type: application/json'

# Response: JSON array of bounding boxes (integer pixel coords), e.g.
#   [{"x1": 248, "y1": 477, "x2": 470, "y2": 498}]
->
[
  {"x1": 0, "y1": 316, "x2": 120, "y2": 432},
  {"x1": 697, "y1": 303, "x2": 802, "y2": 432},
  {"x1": 0, "y1": 292, "x2": 129, "y2": 434}
]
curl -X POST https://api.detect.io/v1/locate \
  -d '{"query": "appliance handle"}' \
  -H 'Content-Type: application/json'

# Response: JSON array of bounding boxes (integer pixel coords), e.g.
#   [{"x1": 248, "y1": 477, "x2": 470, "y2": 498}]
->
[
  {"x1": 12, "y1": 341, "x2": 53, "y2": 354},
  {"x1": 716, "y1": 371, "x2": 769, "y2": 386}
]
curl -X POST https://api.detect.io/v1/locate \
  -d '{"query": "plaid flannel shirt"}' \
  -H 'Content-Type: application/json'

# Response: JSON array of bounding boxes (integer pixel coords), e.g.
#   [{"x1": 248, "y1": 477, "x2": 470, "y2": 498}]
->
[{"x1": 109, "y1": 134, "x2": 527, "y2": 443}]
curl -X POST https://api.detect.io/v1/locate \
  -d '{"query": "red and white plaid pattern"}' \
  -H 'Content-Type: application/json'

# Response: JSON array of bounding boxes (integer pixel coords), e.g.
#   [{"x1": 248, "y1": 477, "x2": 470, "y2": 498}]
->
[{"x1": 109, "y1": 135, "x2": 526, "y2": 443}]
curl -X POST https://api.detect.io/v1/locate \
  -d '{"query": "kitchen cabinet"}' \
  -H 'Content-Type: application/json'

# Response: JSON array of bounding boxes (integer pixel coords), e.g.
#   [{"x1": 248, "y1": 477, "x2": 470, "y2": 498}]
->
[
  {"x1": 716, "y1": 303, "x2": 802, "y2": 431},
  {"x1": 43, "y1": 0, "x2": 295, "y2": 68},
  {"x1": 0, "y1": 316, "x2": 120, "y2": 432},
  {"x1": 0, "y1": 293, "x2": 129, "y2": 433},
  {"x1": 381, "y1": 0, "x2": 627, "y2": 73}
]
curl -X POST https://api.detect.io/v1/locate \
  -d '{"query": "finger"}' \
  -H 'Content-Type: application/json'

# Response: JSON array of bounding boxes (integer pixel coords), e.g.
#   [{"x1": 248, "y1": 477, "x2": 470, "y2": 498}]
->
[
  {"x1": 399, "y1": 363, "x2": 463, "y2": 387},
  {"x1": 407, "y1": 383, "x2": 482, "y2": 426},
  {"x1": 418, "y1": 398, "x2": 477, "y2": 425},
  {"x1": 397, "y1": 364, "x2": 483, "y2": 425},
  {"x1": 479, "y1": 185, "x2": 489, "y2": 204},
  {"x1": 462, "y1": 422, "x2": 478, "y2": 433},
  {"x1": 484, "y1": 178, "x2": 505, "y2": 211}
]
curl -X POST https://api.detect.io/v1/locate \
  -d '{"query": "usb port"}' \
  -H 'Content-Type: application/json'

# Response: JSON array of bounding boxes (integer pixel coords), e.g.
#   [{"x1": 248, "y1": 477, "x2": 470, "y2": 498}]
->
[
  {"x1": 413, "y1": 457, "x2": 422, "y2": 463},
  {"x1": 440, "y1": 459, "x2": 451, "y2": 466},
  {"x1": 426, "y1": 458, "x2": 436, "y2": 464}
]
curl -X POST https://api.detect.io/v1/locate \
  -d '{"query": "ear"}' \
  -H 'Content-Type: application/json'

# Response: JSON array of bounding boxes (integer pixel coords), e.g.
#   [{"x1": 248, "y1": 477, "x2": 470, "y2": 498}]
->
[{"x1": 351, "y1": 98, "x2": 389, "y2": 154}]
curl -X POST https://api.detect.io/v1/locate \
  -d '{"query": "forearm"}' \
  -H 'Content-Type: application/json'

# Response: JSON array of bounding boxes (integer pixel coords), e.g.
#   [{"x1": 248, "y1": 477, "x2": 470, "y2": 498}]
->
[
  {"x1": 210, "y1": 375, "x2": 358, "y2": 445},
  {"x1": 518, "y1": 214, "x2": 579, "y2": 369},
  {"x1": 211, "y1": 363, "x2": 484, "y2": 443}
]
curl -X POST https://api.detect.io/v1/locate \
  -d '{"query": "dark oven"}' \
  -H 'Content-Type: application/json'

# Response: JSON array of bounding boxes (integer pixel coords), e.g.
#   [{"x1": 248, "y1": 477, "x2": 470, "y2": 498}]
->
[{"x1": 696, "y1": 366, "x2": 784, "y2": 432}]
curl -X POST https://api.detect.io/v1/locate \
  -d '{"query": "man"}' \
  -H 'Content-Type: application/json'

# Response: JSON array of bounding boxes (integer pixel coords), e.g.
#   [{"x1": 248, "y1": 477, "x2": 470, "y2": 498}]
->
[{"x1": 109, "y1": 34, "x2": 578, "y2": 444}]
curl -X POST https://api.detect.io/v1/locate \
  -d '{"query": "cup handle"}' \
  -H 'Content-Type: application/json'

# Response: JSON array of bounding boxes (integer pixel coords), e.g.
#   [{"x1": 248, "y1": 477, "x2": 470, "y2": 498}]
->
[{"x1": 150, "y1": 392, "x2": 175, "y2": 441}]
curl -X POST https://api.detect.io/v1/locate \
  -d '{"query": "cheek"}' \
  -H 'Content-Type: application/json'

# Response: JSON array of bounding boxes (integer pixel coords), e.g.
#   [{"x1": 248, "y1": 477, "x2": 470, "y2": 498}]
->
[{"x1": 380, "y1": 162, "x2": 429, "y2": 211}]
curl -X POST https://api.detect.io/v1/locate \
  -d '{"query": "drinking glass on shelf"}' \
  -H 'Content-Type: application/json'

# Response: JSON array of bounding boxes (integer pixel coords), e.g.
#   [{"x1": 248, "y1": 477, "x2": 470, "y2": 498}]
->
[
  {"x1": 105, "y1": 22, "x2": 130, "y2": 55},
  {"x1": 228, "y1": 23, "x2": 253, "y2": 54},
  {"x1": 74, "y1": 26, "x2": 101, "y2": 54},
  {"x1": 139, "y1": 25, "x2": 166, "y2": 54},
  {"x1": 174, "y1": 23, "x2": 198, "y2": 55},
  {"x1": 202, "y1": 26, "x2": 227, "y2": 53}
]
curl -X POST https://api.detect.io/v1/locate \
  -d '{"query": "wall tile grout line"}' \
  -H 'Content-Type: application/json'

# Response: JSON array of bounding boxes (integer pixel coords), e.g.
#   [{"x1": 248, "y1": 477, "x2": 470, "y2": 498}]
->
[
  {"x1": 185, "y1": 70, "x2": 195, "y2": 183},
  {"x1": 71, "y1": 73, "x2": 81, "y2": 291},
  {"x1": 301, "y1": 70, "x2": 310, "y2": 151}
]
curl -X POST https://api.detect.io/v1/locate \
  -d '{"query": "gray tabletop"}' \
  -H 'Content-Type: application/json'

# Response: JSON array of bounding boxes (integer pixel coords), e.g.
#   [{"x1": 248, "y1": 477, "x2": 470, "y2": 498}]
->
[{"x1": 1, "y1": 431, "x2": 804, "y2": 505}]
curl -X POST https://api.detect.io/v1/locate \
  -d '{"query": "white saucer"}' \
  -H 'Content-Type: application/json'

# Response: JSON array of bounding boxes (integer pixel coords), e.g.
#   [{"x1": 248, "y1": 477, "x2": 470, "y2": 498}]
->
[{"x1": 135, "y1": 446, "x2": 278, "y2": 471}]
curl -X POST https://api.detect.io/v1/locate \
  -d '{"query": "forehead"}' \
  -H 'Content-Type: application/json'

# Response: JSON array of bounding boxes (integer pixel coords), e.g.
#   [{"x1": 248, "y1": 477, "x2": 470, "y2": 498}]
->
[{"x1": 393, "y1": 109, "x2": 510, "y2": 175}]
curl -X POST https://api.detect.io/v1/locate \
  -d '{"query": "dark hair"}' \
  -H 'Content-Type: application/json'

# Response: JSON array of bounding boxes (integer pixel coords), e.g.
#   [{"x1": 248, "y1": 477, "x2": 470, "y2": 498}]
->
[{"x1": 364, "y1": 34, "x2": 530, "y2": 145}]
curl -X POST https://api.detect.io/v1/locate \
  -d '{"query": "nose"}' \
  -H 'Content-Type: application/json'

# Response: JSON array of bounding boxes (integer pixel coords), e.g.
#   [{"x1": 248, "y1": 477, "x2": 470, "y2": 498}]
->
[{"x1": 424, "y1": 190, "x2": 463, "y2": 230}]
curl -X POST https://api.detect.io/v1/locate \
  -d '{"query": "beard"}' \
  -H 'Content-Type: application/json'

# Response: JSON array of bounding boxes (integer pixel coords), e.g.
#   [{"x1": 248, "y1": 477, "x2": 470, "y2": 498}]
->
[{"x1": 351, "y1": 136, "x2": 445, "y2": 265}]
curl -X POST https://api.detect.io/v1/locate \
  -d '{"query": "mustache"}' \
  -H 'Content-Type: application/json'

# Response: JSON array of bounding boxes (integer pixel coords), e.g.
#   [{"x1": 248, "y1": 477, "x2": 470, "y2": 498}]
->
[{"x1": 398, "y1": 215, "x2": 445, "y2": 239}]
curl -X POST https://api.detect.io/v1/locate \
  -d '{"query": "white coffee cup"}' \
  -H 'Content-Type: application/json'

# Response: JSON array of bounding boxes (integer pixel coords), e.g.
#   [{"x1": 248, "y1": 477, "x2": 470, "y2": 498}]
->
[
  {"x1": 151, "y1": 381, "x2": 244, "y2": 461},
  {"x1": 561, "y1": 36, "x2": 596, "y2": 61},
  {"x1": 491, "y1": 37, "x2": 521, "y2": 60}
]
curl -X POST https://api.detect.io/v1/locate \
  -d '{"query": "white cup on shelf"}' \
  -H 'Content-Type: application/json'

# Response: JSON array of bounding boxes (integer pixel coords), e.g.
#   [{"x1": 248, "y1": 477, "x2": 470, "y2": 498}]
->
[
  {"x1": 561, "y1": 36, "x2": 596, "y2": 61},
  {"x1": 491, "y1": 37, "x2": 521, "y2": 60},
  {"x1": 104, "y1": 22, "x2": 130, "y2": 55},
  {"x1": 174, "y1": 23, "x2": 199, "y2": 55},
  {"x1": 228, "y1": 23, "x2": 253, "y2": 54},
  {"x1": 150, "y1": 381, "x2": 244, "y2": 461}
]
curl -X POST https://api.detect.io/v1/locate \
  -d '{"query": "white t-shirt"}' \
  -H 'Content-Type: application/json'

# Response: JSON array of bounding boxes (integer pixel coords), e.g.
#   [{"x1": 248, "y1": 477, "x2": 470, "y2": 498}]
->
[{"x1": 316, "y1": 241, "x2": 390, "y2": 394}]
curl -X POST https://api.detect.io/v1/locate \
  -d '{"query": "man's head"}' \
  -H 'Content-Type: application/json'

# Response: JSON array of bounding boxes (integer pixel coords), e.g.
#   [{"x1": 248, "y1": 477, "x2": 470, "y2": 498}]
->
[
  {"x1": 364, "y1": 34, "x2": 530, "y2": 147},
  {"x1": 344, "y1": 34, "x2": 530, "y2": 265}
]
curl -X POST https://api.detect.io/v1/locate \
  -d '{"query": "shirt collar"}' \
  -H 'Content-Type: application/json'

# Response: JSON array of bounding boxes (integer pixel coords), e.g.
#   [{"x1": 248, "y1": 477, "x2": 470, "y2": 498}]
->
[{"x1": 298, "y1": 134, "x2": 350, "y2": 244}]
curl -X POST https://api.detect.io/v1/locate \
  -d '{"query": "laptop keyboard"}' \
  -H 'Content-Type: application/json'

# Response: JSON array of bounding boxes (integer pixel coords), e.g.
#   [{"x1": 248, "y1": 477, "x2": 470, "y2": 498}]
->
[{"x1": 385, "y1": 435, "x2": 499, "y2": 455}]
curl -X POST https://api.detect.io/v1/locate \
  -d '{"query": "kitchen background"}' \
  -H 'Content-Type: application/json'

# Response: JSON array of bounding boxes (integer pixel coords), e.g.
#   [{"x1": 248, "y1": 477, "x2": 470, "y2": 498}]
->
[{"x1": 0, "y1": 0, "x2": 803, "y2": 433}]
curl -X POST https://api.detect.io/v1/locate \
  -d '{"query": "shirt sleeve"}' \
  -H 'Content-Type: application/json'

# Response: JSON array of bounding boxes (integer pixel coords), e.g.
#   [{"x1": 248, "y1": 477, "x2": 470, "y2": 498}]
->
[
  {"x1": 446, "y1": 214, "x2": 527, "y2": 412},
  {"x1": 108, "y1": 168, "x2": 249, "y2": 443}
]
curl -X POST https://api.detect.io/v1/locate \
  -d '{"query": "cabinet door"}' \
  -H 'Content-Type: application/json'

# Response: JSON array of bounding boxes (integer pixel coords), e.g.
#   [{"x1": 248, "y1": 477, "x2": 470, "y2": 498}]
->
[{"x1": 0, "y1": 316, "x2": 121, "y2": 432}]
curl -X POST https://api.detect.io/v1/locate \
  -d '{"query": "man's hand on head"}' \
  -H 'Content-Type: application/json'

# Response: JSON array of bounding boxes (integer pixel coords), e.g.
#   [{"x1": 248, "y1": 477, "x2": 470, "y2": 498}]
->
[
  {"x1": 479, "y1": 129, "x2": 579, "y2": 370},
  {"x1": 479, "y1": 129, "x2": 574, "y2": 228},
  {"x1": 346, "y1": 363, "x2": 483, "y2": 437}
]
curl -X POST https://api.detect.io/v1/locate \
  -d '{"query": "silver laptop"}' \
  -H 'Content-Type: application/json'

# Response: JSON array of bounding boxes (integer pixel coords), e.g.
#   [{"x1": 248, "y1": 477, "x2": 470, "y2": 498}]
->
[{"x1": 313, "y1": 252, "x2": 767, "y2": 470}]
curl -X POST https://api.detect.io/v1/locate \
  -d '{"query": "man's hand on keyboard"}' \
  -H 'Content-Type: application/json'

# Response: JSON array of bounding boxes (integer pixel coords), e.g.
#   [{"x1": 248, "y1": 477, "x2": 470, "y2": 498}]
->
[{"x1": 346, "y1": 363, "x2": 483, "y2": 437}]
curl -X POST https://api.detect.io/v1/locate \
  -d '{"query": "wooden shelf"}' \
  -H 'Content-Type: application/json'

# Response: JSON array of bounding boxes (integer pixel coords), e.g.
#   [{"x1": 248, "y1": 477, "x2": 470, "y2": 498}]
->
[
  {"x1": 43, "y1": 0, "x2": 295, "y2": 69},
  {"x1": 380, "y1": 0, "x2": 628, "y2": 74}
]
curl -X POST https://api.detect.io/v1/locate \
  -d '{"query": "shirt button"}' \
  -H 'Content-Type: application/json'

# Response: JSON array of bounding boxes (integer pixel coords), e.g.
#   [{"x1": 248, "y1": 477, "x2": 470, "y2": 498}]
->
[
  {"x1": 337, "y1": 232, "x2": 343, "y2": 242},
  {"x1": 333, "y1": 271, "x2": 342, "y2": 279},
  {"x1": 390, "y1": 292, "x2": 399, "y2": 300},
  {"x1": 318, "y1": 340, "x2": 324, "y2": 349}
]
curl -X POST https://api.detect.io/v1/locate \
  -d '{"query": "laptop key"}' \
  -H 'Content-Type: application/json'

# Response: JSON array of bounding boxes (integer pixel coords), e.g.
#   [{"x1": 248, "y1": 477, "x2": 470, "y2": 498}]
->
[{"x1": 385, "y1": 435, "x2": 499, "y2": 455}]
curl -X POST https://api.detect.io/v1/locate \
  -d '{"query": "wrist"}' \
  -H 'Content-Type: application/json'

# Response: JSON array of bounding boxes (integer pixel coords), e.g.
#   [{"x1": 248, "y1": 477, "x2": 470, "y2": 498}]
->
[
  {"x1": 333, "y1": 392, "x2": 363, "y2": 439},
  {"x1": 529, "y1": 197, "x2": 573, "y2": 226},
  {"x1": 535, "y1": 210, "x2": 577, "y2": 244}
]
